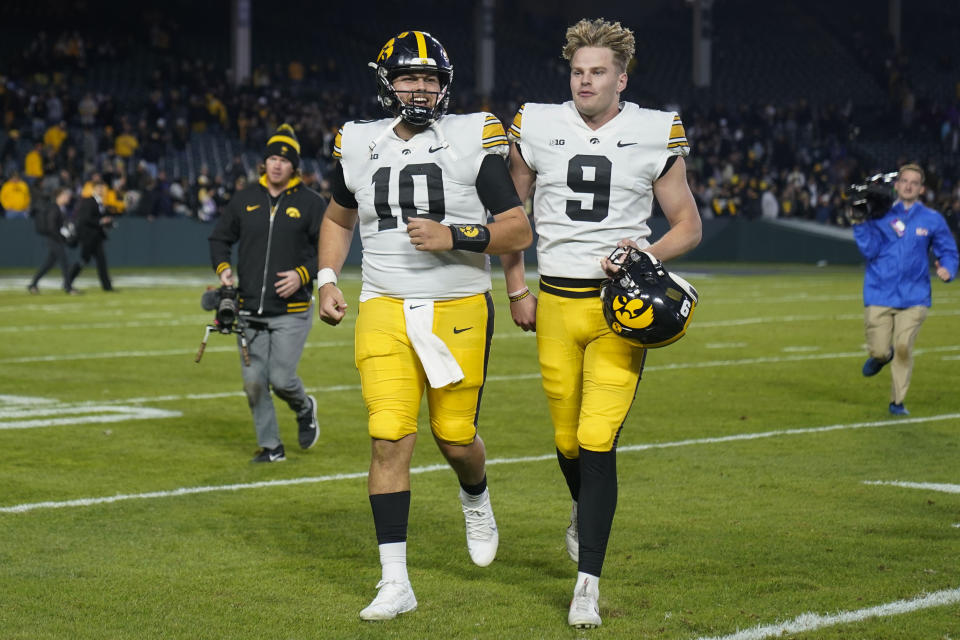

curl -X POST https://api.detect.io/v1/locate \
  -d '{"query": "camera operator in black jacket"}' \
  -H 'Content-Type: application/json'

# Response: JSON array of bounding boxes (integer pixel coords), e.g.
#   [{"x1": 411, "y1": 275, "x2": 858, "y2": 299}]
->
[
  {"x1": 209, "y1": 124, "x2": 325, "y2": 462},
  {"x1": 65, "y1": 181, "x2": 114, "y2": 292}
]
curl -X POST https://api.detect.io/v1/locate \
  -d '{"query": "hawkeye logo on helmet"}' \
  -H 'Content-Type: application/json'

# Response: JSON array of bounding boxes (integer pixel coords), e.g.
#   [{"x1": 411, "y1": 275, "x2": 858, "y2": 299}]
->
[
  {"x1": 378, "y1": 38, "x2": 395, "y2": 62},
  {"x1": 611, "y1": 295, "x2": 654, "y2": 329}
]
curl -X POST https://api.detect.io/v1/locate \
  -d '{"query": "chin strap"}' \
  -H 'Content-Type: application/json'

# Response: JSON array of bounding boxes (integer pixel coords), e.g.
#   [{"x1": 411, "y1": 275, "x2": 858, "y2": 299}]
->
[
  {"x1": 369, "y1": 115, "x2": 404, "y2": 154},
  {"x1": 427, "y1": 121, "x2": 449, "y2": 150}
]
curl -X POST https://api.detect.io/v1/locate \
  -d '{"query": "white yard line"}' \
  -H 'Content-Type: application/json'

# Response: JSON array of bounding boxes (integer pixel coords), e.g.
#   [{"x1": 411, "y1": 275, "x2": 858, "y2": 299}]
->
[
  {"x1": 692, "y1": 587, "x2": 960, "y2": 640},
  {"x1": 4, "y1": 343, "x2": 960, "y2": 367},
  {"x1": 4, "y1": 413, "x2": 958, "y2": 514},
  {"x1": 863, "y1": 480, "x2": 960, "y2": 494}
]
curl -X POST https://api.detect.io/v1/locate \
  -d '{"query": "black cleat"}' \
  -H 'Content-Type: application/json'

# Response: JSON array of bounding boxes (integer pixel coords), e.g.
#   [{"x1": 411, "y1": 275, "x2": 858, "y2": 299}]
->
[
  {"x1": 251, "y1": 444, "x2": 286, "y2": 463},
  {"x1": 297, "y1": 395, "x2": 319, "y2": 450}
]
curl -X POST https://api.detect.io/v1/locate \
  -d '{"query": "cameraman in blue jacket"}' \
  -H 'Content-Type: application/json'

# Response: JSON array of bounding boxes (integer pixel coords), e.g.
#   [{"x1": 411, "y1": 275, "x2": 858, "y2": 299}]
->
[{"x1": 853, "y1": 163, "x2": 959, "y2": 415}]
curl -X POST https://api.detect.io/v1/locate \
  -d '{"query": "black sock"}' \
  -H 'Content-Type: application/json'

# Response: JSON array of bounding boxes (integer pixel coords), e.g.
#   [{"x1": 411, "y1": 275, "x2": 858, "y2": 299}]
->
[
  {"x1": 369, "y1": 491, "x2": 411, "y2": 545},
  {"x1": 577, "y1": 447, "x2": 618, "y2": 578},
  {"x1": 556, "y1": 448, "x2": 581, "y2": 501},
  {"x1": 459, "y1": 474, "x2": 487, "y2": 496}
]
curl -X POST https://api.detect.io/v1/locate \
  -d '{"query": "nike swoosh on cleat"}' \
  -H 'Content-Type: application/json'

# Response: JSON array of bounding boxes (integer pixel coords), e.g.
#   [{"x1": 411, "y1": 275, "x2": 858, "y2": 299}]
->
[
  {"x1": 616, "y1": 141, "x2": 637, "y2": 147},
  {"x1": 453, "y1": 326, "x2": 473, "y2": 334}
]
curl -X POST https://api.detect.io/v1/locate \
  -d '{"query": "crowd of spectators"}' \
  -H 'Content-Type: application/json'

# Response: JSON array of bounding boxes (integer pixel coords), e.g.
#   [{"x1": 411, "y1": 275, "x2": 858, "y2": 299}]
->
[{"x1": 1, "y1": 19, "x2": 958, "y2": 244}]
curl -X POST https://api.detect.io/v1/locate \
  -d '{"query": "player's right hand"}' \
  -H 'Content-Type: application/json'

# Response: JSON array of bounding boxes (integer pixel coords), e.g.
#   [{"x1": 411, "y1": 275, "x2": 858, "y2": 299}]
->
[{"x1": 318, "y1": 283, "x2": 348, "y2": 326}]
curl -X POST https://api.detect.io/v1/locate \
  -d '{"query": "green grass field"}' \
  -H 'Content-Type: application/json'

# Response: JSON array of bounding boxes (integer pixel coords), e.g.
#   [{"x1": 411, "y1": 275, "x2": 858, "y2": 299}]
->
[{"x1": 1, "y1": 264, "x2": 958, "y2": 640}]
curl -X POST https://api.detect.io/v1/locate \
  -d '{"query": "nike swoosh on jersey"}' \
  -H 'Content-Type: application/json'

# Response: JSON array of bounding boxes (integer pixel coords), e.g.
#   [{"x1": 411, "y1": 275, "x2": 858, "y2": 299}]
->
[
  {"x1": 616, "y1": 141, "x2": 637, "y2": 147},
  {"x1": 246, "y1": 204, "x2": 261, "y2": 211},
  {"x1": 452, "y1": 326, "x2": 473, "y2": 334},
  {"x1": 428, "y1": 145, "x2": 445, "y2": 153},
  {"x1": 409, "y1": 304, "x2": 426, "y2": 310}
]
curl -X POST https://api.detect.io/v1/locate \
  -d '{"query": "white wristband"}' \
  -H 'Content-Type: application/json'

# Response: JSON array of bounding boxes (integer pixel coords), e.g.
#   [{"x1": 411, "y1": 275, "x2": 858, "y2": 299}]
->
[
  {"x1": 317, "y1": 267, "x2": 338, "y2": 287},
  {"x1": 508, "y1": 287, "x2": 529, "y2": 298}
]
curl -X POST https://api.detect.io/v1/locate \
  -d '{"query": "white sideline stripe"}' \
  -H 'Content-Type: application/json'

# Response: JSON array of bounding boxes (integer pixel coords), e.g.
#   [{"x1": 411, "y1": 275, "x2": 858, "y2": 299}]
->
[
  {"x1": 692, "y1": 587, "x2": 960, "y2": 640},
  {"x1": 863, "y1": 481, "x2": 960, "y2": 494},
  {"x1": 5, "y1": 343, "x2": 960, "y2": 367},
  {"x1": 3, "y1": 413, "x2": 959, "y2": 514}
]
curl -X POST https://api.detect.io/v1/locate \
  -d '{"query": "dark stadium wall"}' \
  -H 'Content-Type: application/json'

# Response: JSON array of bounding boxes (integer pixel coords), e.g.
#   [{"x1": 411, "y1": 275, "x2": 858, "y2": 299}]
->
[{"x1": 0, "y1": 218, "x2": 864, "y2": 268}]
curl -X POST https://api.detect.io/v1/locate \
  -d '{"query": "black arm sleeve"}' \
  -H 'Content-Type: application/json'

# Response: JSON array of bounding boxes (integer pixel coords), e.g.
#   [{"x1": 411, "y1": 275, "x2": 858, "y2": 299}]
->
[
  {"x1": 476, "y1": 153, "x2": 523, "y2": 215},
  {"x1": 330, "y1": 161, "x2": 358, "y2": 209}
]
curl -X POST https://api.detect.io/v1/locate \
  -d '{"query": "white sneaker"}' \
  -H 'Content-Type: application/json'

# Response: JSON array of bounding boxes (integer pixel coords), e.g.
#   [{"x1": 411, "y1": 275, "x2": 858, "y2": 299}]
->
[
  {"x1": 566, "y1": 501, "x2": 579, "y2": 563},
  {"x1": 358, "y1": 579, "x2": 417, "y2": 621},
  {"x1": 460, "y1": 489, "x2": 499, "y2": 567},
  {"x1": 568, "y1": 576, "x2": 601, "y2": 628}
]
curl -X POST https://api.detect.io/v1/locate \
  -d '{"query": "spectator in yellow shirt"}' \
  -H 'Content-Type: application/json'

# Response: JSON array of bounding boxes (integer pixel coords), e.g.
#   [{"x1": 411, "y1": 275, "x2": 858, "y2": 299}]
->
[
  {"x1": 114, "y1": 126, "x2": 139, "y2": 159},
  {"x1": 1, "y1": 172, "x2": 31, "y2": 218},
  {"x1": 24, "y1": 142, "x2": 44, "y2": 184},
  {"x1": 43, "y1": 121, "x2": 68, "y2": 154}
]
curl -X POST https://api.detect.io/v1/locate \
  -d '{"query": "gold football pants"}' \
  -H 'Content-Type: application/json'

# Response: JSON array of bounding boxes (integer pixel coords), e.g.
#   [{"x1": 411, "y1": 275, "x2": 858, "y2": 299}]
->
[
  {"x1": 536, "y1": 287, "x2": 646, "y2": 457},
  {"x1": 355, "y1": 293, "x2": 493, "y2": 444}
]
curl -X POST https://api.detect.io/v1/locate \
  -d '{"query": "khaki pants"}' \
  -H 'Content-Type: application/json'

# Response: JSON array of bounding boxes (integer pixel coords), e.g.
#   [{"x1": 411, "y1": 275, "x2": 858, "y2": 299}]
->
[{"x1": 864, "y1": 305, "x2": 928, "y2": 404}]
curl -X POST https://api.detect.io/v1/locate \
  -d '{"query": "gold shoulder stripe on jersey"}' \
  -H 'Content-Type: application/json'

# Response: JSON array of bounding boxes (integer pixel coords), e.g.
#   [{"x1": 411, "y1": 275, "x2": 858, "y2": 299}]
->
[{"x1": 333, "y1": 128, "x2": 343, "y2": 159}]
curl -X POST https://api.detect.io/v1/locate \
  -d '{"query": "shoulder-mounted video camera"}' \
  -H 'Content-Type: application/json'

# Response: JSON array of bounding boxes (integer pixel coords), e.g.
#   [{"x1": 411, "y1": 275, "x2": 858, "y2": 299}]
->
[
  {"x1": 195, "y1": 285, "x2": 250, "y2": 365},
  {"x1": 845, "y1": 171, "x2": 897, "y2": 224}
]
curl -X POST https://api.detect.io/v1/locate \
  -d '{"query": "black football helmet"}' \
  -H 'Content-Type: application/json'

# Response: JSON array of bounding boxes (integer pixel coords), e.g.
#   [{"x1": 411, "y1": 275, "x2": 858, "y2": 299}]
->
[
  {"x1": 370, "y1": 30, "x2": 453, "y2": 126},
  {"x1": 600, "y1": 248, "x2": 699, "y2": 348}
]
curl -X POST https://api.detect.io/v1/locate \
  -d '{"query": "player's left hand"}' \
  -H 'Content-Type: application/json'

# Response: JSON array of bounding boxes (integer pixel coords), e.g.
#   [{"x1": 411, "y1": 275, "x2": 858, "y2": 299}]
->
[
  {"x1": 274, "y1": 270, "x2": 301, "y2": 298},
  {"x1": 406, "y1": 217, "x2": 454, "y2": 251}
]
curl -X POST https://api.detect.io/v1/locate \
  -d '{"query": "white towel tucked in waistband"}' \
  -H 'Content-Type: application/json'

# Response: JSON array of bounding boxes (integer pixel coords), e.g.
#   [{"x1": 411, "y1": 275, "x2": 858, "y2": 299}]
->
[{"x1": 403, "y1": 299, "x2": 465, "y2": 389}]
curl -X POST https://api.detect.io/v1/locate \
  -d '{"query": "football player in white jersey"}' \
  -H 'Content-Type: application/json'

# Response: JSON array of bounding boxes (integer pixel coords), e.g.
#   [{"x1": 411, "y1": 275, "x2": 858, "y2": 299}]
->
[
  {"x1": 503, "y1": 18, "x2": 702, "y2": 629},
  {"x1": 316, "y1": 30, "x2": 532, "y2": 621}
]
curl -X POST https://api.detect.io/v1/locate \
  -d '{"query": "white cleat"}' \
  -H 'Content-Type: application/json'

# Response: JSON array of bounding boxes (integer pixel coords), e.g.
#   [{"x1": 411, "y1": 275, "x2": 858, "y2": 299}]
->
[
  {"x1": 460, "y1": 489, "x2": 499, "y2": 567},
  {"x1": 568, "y1": 576, "x2": 602, "y2": 629},
  {"x1": 358, "y1": 579, "x2": 417, "y2": 621},
  {"x1": 566, "y1": 501, "x2": 579, "y2": 563}
]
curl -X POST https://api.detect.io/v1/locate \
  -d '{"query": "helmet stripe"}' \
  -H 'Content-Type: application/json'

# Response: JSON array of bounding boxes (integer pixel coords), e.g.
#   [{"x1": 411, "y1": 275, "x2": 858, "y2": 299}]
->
[{"x1": 413, "y1": 31, "x2": 427, "y2": 59}]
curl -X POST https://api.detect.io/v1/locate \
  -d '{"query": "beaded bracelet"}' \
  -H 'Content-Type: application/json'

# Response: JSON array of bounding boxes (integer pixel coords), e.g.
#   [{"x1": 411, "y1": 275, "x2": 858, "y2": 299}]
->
[{"x1": 508, "y1": 288, "x2": 530, "y2": 303}]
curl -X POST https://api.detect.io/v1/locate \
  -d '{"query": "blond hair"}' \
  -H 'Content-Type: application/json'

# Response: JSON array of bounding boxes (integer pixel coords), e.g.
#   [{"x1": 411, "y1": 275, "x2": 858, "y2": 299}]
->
[
  {"x1": 563, "y1": 18, "x2": 635, "y2": 74},
  {"x1": 897, "y1": 163, "x2": 925, "y2": 184}
]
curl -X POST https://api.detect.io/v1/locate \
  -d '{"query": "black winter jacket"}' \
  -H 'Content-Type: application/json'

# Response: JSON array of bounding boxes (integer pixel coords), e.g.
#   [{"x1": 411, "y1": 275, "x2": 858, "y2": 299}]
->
[{"x1": 209, "y1": 175, "x2": 325, "y2": 316}]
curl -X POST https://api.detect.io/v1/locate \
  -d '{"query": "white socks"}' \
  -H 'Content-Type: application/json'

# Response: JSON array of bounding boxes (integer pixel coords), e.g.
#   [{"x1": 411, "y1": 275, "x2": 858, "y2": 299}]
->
[
  {"x1": 576, "y1": 571, "x2": 600, "y2": 594},
  {"x1": 379, "y1": 541, "x2": 408, "y2": 583}
]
